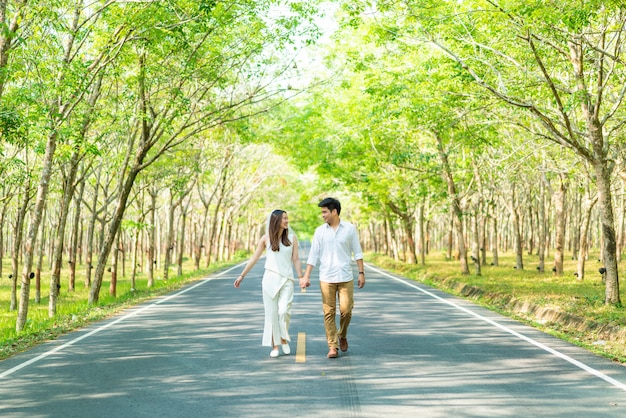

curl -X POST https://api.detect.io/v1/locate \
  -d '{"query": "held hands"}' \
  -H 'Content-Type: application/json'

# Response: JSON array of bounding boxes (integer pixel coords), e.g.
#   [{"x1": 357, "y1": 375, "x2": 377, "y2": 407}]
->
[{"x1": 299, "y1": 276, "x2": 310, "y2": 289}]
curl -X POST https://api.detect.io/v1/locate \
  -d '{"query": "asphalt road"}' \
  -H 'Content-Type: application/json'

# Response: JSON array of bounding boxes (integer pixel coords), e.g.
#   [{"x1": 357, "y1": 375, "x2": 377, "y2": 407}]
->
[{"x1": 2, "y1": 259, "x2": 626, "y2": 417}]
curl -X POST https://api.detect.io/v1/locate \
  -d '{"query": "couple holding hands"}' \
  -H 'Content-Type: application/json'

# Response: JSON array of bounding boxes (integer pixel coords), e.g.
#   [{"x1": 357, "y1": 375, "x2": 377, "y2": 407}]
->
[{"x1": 234, "y1": 197, "x2": 365, "y2": 359}]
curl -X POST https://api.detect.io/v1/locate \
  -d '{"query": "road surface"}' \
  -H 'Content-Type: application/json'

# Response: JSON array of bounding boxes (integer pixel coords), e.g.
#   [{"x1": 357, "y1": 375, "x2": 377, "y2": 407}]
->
[{"x1": 1, "y1": 260, "x2": 626, "y2": 417}]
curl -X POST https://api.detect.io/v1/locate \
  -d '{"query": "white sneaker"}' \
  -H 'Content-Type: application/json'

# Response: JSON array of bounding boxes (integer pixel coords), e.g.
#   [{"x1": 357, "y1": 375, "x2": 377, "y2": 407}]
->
[
  {"x1": 281, "y1": 343, "x2": 291, "y2": 355},
  {"x1": 270, "y1": 348, "x2": 279, "y2": 358}
]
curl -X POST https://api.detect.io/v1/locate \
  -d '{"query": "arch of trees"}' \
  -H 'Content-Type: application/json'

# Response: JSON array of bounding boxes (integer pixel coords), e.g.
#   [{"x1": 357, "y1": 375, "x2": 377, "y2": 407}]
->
[
  {"x1": 265, "y1": 1, "x2": 626, "y2": 307},
  {"x1": 3, "y1": 1, "x2": 626, "y2": 336},
  {"x1": 0, "y1": 0, "x2": 323, "y2": 333}
]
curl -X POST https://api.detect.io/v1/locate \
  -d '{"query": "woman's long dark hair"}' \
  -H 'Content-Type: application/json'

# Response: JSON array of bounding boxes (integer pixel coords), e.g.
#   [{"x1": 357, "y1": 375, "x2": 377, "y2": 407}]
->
[{"x1": 269, "y1": 209, "x2": 291, "y2": 251}]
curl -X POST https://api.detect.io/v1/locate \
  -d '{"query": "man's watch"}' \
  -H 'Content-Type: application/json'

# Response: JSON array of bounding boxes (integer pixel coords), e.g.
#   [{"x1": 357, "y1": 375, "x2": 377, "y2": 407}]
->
[{"x1": 359, "y1": 272, "x2": 364, "y2": 275}]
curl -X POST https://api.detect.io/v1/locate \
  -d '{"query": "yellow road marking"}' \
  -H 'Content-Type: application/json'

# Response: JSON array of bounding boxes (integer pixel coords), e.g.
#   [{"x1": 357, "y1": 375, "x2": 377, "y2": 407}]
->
[{"x1": 296, "y1": 332, "x2": 306, "y2": 363}]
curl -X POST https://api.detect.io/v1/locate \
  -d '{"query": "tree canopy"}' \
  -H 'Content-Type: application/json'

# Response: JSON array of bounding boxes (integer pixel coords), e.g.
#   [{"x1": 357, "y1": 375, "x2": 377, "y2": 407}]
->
[{"x1": 3, "y1": 0, "x2": 626, "y2": 335}]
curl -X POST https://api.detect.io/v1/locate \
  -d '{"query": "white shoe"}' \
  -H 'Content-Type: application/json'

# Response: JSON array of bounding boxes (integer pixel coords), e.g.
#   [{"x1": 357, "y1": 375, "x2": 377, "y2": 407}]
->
[
  {"x1": 270, "y1": 348, "x2": 279, "y2": 358},
  {"x1": 281, "y1": 343, "x2": 291, "y2": 355}
]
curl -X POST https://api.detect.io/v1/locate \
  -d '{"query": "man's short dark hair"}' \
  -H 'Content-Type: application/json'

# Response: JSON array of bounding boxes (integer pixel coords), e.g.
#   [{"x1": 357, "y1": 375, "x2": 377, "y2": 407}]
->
[{"x1": 319, "y1": 197, "x2": 341, "y2": 215}]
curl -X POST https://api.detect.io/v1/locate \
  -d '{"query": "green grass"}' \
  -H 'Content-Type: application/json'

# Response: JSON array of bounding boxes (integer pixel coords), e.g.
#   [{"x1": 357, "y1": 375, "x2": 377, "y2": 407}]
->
[
  {"x1": 368, "y1": 251, "x2": 626, "y2": 363},
  {"x1": 0, "y1": 257, "x2": 243, "y2": 360}
]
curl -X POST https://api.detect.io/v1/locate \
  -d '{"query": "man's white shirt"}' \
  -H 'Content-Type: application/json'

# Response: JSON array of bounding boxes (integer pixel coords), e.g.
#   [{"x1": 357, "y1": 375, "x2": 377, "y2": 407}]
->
[{"x1": 306, "y1": 220, "x2": 363, "y2": 283}]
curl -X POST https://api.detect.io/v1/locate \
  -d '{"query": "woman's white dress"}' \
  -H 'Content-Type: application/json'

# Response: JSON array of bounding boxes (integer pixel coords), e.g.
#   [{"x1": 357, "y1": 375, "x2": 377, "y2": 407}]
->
[{"x1": 262, "y1": 233, "x2": 295, "y2": 347}]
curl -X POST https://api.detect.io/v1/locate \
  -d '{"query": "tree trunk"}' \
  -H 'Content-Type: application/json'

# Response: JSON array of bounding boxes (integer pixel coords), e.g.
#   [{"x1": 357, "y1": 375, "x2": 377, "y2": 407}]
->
[
  {"x1": 553, "y1": 178, "x2": 566, "y2": 276},
  {"x1": 131, "y1": 229, "x2": 139, "y2": 291},
  {"x1": 527, "y1": 205, "x2": 535, "y2": 255},
  {"x1": 577, "y1": 194, "x2": 597, "y2": 281},
  {"x1": 508, "y1": 186, "x2": 524, "y2": 270},
  {"x1": 195, "y1": 202, "x2": 210, "y2": 270},
  {"x1": 571, "y1": 192, "x2": 581, "y2": 260},
  {"x1": 618, "y1": 170, "x2": 626, "y2": 263},
  {"x1": 480, "y1": 214, "x2": 487, "y2": 266},
  {"x1": 491, "y1": 216, "x2": 499, "y2": 266},
  {"x1": 593, "y1": 159, "x2": 620, "y2": 304},
  {"x1": 11, "y1": 182, "x2": 30, "y2": 311},
  {"x1": 148, "y1": 186, "x2": 157, "y2": 287},
  {"x1": 89, "y1": 166, "x2": 142, "y2": 304},
  {"x1": 85, "y1": 168, "x2": 101, "y2": 288},
  {"x1": 447, "y1": 215, "x2": 453, "y2": 260},
  {"x1": 69, "y1": 178, "x2": 85, "y2": 291},
  {"x1": 206, "y1": 193, "x2": 224, "y2": 267},
  {"x1": 425, "y1": 219, "x2": 431, "y2": 255},
  {"x1": 205, "y1": 158, "x2": 233, "y2": 267},
  {"x1": 120, "y1": 233, "x2": 125, "y2": 279},
  {"x1": 49, "y1": 153, "x2": 80, "y2": 317},
  {"x1": 472, "y1": 210, "x2": 481, "y2": 276},
  {"x1": 388, "y1": 220, "x2": 399, "y2": 261},
  {"x1": 35, "y1": 205, "x2": 46, "y2": 304},
  {"x1": 0, "y1": 193, "x2": 10, "y2": 279},
  {"x1": 403, "y1": 212, "x2": 417, "y2": 264},
  {"x1": 177, "y1": 199, "x2": 191, "y2": 276},
  {"x1": 388, "y1": 200, "x2": 417, "y2": 264},
  {"x1": 163, "y1": 190, "x2": 176, "y2": 281},
  {"x1": 17, "y1": 131, "x2": 57, "y2": 332},
  {"x1": 383, "y1": 216, "x2": 390, "y2": 257},
  {"x1": 225, "y1": 215, "x2": 233, "y2": 261},
  {"x1": 217, "y1": 212, "x2": 228, "y2": 262},
  {"x1": 435, "y1": 132, "x2": 469, "y2": 274},
  {"x1": 418, "y1": 202, "x2": 426, "y2": 265},
  {"x1": 537, "y1": 175, "x2": 547, "y2": 272},
  {"x1": 110, "y1": 232, "x2": 119, "y2": 297}
]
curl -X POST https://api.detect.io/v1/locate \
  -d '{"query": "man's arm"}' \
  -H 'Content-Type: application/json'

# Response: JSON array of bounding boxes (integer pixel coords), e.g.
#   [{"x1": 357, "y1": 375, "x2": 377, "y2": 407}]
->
[
  {"x1": 352, "y1": 224, "x2": 365, "y2": 288},
  {"x1": 356, "y1": 258, "x2": 365, "y2": 288},
  {"x1": 302, "y1": 227, "x2": 320, "y2": 288}
]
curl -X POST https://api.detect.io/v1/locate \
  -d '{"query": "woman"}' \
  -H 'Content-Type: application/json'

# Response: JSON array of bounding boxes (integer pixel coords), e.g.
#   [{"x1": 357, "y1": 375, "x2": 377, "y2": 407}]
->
[{"x1": 234, "y1": 210, "x2": 303, "y2": 357}]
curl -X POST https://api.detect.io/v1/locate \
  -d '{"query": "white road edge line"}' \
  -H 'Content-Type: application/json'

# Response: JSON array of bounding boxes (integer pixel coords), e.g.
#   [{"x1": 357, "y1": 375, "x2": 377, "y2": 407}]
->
[
  {"x1": 366, "y1": 263, "x2": 626, "y2": 392},
  {"x1": 0, "y1": 264, "x2": 243, "y2": 380}
]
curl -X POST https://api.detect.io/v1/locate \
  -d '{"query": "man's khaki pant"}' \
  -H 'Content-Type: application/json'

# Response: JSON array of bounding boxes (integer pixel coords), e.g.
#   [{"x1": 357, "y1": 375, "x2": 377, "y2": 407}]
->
[{"x1": 319, "y1": 280, "x2": 354, "y2": 349}]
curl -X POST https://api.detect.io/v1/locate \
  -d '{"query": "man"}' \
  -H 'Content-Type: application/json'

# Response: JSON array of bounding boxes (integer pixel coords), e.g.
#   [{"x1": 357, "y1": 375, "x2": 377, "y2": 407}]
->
[{"x1": 300, "y1": 197, "x2": 365, "y2": 359}]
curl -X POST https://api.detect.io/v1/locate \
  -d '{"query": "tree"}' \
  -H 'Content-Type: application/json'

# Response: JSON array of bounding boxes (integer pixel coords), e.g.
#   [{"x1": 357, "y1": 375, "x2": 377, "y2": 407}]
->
[
  {"x1": 17, "y1": 1, "x2": 129, "y2": 331},
  {"x1": 368, "y1": 0, "x2": 626, "y2": 304},
  {"x1": 88, "y1": 0, "x2": 318, "y2": 304}
]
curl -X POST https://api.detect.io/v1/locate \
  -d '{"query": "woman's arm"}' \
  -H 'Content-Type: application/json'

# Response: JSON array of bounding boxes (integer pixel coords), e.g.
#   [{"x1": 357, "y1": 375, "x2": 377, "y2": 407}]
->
[
  {"x1": 234, "y1": 235, "x2": 267, "y2": 288},
  {"x1": 292, "y1": 235, "x2": 304, "y2": 279}
]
